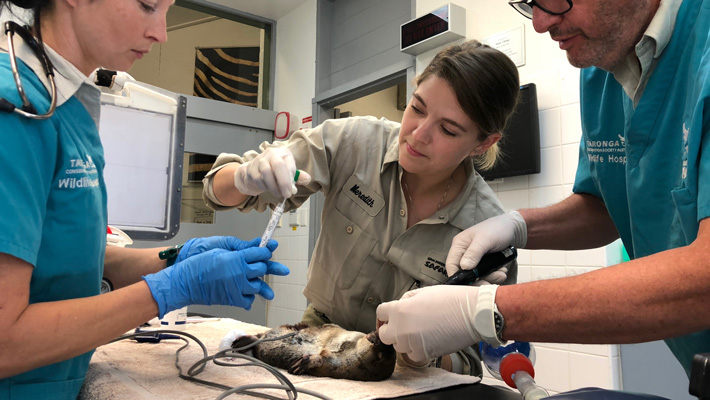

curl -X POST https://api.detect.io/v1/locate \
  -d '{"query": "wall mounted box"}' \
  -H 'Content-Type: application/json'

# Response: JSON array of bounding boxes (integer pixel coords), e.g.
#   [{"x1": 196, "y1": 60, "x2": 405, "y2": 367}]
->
[{"x1": 400, "y1": 3, "x2": 466, "y2": 56}]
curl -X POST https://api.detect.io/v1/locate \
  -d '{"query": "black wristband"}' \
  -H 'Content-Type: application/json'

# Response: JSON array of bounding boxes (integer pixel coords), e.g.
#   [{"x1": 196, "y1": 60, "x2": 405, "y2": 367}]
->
[{"x1": 158, "y1": 244, "x2": 184, "y2": 267}]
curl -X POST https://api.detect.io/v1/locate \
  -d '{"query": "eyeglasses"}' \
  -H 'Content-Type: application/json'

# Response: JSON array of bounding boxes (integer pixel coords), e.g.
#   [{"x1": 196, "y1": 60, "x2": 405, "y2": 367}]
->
[
  {"x1": 508, "y1": 0, "x2": 573, "y2": 19},
  {"x1": 0, "y1": 21, "x2": 57, "y2": 120}
]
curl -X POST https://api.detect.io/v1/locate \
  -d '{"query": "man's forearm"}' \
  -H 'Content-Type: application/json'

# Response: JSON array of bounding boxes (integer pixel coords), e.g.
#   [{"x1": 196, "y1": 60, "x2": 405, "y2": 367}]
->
[{"x1": 520, "y1": 193, "x2": 619, "y2": 250}]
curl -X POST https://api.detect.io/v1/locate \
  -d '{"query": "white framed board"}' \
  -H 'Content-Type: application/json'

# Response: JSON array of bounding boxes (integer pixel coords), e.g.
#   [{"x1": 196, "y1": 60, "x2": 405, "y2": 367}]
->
[{"x1": 99, "y1": 82, "x2": 186, "y2": 240}]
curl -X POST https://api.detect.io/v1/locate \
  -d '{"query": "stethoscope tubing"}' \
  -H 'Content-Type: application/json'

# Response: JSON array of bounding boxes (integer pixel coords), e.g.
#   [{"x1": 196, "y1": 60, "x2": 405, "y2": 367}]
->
[{"x1": 2, "y1": 21, "x2": 57, "y2": 119}]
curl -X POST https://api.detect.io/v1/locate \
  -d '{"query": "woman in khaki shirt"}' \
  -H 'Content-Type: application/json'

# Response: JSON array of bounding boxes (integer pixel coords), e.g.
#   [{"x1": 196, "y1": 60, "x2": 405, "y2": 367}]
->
[{"x1": 202, "y1": 40, "x2": 520, "y2": 375}]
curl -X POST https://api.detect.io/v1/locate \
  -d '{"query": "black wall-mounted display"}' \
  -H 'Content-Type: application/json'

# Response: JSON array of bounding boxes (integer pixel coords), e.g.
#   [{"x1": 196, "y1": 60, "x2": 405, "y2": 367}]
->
[
  {"x1": 400, "y1": 3, "x2": 465, "y2": 55},
  {"x1": 479, "y1": 83, "x2": 541, "y2": 181},
  {"x1": 401, "y1": 8, "x2": 450, "y2": 50}
]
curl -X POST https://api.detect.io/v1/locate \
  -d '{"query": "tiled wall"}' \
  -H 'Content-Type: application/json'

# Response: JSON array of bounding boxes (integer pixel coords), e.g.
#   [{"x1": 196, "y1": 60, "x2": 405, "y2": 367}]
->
[{"x1": 266, "y1": 202, "x2": 311, "y2": 327}]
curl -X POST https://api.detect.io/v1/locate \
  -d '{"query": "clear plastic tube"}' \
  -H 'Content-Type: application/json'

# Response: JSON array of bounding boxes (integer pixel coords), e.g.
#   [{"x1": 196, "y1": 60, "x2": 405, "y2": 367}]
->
[
  {"x1": 258, "y1": 171, "x2": 299, "y2": 248},
  {"x1": 513, "y1": 370, "x2": 550, "y2": 400},
  {"x1": 259, "y1": 198, "x2": 286, "y2": 247}
]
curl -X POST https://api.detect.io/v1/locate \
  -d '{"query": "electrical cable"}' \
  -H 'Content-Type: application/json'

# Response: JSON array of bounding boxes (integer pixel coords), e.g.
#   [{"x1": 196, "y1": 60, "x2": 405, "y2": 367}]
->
[{"x1": 112, "y1": 328, "x2": 334, "y2": 400}]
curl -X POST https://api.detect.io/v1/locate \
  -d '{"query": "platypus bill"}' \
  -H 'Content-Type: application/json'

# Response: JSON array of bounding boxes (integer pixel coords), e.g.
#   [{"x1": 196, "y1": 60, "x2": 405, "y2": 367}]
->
[{"x1": 232, "y1": 322, "x2": 396, "y2": 381}]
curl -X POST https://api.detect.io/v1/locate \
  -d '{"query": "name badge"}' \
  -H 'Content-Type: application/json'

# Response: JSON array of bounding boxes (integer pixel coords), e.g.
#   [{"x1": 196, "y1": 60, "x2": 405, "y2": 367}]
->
[{"x1": 343, "y1": 176, "x2": 385, "y2": 217}]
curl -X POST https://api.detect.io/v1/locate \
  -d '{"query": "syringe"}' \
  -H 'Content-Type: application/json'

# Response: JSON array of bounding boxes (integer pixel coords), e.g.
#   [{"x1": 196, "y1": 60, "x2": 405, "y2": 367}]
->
[{"x1": 258, "y1": 171, "x2": 300, "y2": 248}]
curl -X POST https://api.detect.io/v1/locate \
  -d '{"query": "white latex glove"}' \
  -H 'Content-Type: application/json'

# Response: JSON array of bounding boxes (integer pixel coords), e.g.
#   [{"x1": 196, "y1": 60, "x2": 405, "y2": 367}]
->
[
  {"x1": 233, "y1": 147, "x2": 311, "y2": 199},
  {"x1": 473, "y1": 265, "x2": 509, "y2": 286},
  {"x1": 445, "y1": 211, "x2": 527, "y2": 283},
  {"x1": 377, "y1": 285, "x2": 502, "y2": 363}
]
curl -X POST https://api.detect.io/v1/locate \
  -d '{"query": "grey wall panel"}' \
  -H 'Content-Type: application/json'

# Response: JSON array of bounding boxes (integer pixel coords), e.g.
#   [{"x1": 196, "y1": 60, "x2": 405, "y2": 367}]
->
[
  {"x1": 317, "y1": 0, "x2": 412, "y2": 93},
  {"x1": 184, "y1": 118, "x2": 271, "y2": 156},
  {"x1": 330, "y1": 0, "x2": 410, "y2": 49},
  {"x1": 330, "y1": 15, "x2": 410, "y2": 74},
  {"x1": 316, "y1": 0, "x2": 335, "y2": 94},
  {"x1": 330, "y1": 0, "x2": 384, "y2": 23},
  {"x1": 331, "y1": 48, "x2": 411, "y2": 87},
  {"x1": 185, "y1": 94, "x2": 277, "y2": 130}
]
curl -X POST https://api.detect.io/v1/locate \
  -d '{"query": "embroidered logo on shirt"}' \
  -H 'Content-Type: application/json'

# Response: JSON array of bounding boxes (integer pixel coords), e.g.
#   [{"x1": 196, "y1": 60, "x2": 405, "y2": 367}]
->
[
  {"x1": 421, "y1": 250, "x2": 447, "y2": 282},
  {"x1": 586, "y1": 134, "x2": 626, "y2": 165},
  {"x1": 342, "y1": 176, "x2": 384, "y2": 217},
  {"x1": 58, "y1": 155, "x2": 99, "y2": 189}
]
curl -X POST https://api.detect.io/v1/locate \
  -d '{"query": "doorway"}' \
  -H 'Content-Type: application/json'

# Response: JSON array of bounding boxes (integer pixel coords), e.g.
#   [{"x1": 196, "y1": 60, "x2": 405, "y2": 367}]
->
[{"x1": 128, "y1": 0, "x2": 274, "y2": 110}]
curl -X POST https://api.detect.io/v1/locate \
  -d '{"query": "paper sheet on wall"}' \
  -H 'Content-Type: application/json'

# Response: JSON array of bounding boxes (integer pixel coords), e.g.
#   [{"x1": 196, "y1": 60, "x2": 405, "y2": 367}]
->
[{"x1": 484, "y1": 25, "x2": 526, "y2": 67}]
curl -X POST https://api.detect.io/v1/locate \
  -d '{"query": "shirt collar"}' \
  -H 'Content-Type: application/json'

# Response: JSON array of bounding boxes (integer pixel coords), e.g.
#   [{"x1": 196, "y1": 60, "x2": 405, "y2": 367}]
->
[
  {"x1": 0, "y1": 29, "x2": 97, "y2": 107},
  {"x1": 383, "y1": 133, "x2": 400, "y2": 173},
  {"x1": 610, "y1": 0, "x2": 682, "y2": 103},
  {"x1": 644, "y1": 0, "x2": 682, "y2": 59}
]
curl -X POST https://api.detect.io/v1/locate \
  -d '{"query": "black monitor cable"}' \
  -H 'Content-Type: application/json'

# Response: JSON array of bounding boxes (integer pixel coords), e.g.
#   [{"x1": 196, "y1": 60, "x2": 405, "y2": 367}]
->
[{"x1": 111, "y1": 329, "x2": 333, "y2": 400}]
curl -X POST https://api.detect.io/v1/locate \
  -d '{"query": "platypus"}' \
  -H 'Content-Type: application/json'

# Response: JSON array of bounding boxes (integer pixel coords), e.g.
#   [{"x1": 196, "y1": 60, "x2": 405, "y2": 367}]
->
[{"x1": 231, "y1": 322, "x2": 396, "y2": 381}]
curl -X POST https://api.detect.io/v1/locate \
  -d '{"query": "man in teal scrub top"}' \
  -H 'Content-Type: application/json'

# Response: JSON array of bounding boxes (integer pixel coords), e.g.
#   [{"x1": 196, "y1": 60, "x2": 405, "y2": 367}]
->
[{"x1": 377, "y1": 0, "x2": 710, "y2": 380}]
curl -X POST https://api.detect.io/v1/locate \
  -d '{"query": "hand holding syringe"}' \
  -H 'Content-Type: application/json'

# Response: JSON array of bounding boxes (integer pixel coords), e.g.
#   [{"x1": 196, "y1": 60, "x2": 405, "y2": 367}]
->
[{"x1": 259, "y1": 170, "x2": 300, "y2": 247}]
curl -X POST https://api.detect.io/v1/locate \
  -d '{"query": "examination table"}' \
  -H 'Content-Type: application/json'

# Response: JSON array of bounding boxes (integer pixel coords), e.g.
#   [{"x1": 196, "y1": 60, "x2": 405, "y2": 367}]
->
[
  {"x1": 79, "y1": 318, "x2": 522, "y2": 400},
  {"x1": 80, "y1": 317, "x2": 682, "y2": 400}
]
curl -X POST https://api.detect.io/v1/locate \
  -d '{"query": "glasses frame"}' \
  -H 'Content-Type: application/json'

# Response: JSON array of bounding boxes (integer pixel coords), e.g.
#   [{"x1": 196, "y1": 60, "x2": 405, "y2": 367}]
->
[
  {"x1": 1, "y1": 21, "x2": 57, "y2": 120},
  {"x1": 508, "y1": 0, "x2": 573, "y2": 19}
]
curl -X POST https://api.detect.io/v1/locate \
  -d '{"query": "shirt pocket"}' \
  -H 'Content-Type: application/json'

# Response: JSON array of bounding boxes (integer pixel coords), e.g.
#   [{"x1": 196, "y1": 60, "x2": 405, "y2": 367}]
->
[
  {"x1": 670, "y1": 187, "x2": 698, "y2": 245},
  {"x1": 322, "y1": 205, "x2": 378, "y2": 290}
]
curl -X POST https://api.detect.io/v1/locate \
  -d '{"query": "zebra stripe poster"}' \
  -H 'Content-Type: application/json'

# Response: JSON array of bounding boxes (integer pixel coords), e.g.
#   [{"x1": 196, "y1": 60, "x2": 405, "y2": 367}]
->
[{"x1": 193, "y1": 47, "x2": 260, "y2": 107}]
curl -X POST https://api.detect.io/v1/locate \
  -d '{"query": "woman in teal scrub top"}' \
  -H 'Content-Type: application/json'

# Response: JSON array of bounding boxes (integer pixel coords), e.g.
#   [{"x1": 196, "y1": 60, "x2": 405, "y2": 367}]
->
[{"x1": 0, "y1": 1, "x2": 288, "y2": 398}]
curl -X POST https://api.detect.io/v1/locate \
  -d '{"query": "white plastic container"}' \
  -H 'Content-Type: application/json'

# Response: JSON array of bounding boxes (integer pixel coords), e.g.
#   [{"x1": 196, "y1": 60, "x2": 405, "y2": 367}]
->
[{"x1": 160, "y1": 306, "x2": 187, "y2": 331}]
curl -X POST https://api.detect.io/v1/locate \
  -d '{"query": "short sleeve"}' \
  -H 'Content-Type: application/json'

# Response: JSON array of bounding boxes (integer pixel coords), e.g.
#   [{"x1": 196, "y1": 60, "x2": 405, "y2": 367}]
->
[
  {"x1": 0, "y1": 110, "x2": 58, "y2": 265},
  {"x1": 572, "y1": 136, "x2": 602, "y2": 197}
]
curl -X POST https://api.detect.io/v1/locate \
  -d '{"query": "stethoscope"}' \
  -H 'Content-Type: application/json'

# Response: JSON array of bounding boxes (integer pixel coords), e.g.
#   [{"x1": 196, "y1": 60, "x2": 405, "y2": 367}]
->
[{"x1": 0, "y1": 21, "x2": 57, "y2": 119}]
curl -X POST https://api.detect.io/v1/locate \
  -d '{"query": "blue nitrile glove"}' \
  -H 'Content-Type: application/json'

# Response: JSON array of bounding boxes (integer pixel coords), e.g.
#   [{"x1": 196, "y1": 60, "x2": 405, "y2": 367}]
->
[
  {"x1": 143, "y1": 246, "x2": 289, "y2": 318},
  {"x1": 176, "y1": 236, "x2": 275, "y2": 264}
]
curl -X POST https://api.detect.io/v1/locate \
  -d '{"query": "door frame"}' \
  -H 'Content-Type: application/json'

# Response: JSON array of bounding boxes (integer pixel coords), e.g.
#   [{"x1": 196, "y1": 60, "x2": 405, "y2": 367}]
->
[{"x1": 307, "y1": 61, "x2": 415, "y2": 258}]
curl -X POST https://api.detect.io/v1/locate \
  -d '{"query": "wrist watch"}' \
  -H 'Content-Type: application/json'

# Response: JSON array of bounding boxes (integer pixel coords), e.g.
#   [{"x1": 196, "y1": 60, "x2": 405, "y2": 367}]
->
[
  {"x1": 473, "y1": 285, "x2": 506, "y2": 347},
  {"x1": 493, "y1": 303, "x2": 505, "y2": 342}
]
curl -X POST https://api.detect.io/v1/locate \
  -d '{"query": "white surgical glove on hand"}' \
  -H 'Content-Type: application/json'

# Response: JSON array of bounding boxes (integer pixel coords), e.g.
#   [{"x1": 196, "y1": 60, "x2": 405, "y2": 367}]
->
[
  {"x1": 233, "y1": 147, "x2": 311, "y2": 199},
  {"x1": 445, "y1": 211, "x2": 527, "y2": 284},
  {"x1": 377, "y1": 285, "x2": 503, "y2": 363}
]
